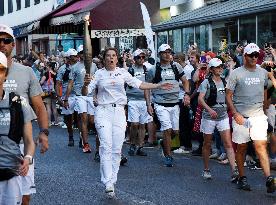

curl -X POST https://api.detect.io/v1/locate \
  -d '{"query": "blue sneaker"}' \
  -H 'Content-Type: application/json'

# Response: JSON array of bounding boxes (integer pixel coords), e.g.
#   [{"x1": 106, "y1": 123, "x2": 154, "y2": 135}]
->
[{"x1": 164, "y1": 156, "x2": 173, "y2": 167}]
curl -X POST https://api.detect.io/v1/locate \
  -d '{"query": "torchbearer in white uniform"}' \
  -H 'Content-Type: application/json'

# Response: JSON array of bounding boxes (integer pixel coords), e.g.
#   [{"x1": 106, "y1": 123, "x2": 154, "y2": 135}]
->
[{"x1": 83, "y1": 47, "x2": 173, "y2": 198}]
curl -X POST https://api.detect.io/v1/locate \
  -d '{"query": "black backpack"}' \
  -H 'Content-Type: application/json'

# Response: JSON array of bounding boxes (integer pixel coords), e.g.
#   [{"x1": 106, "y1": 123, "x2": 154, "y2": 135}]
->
[
  {"x1": 62, "y1": 64, "x2": 71, "y2": 82},
  {"x1": 206, "y1": 76, "x2": 227, "y2": 107},
  {"x1": 128, "y1": 65, "x2": 147, "y2": 77},
  {"x1": 152, "y1": 62, "x2": 180, "y2": 83},
  {"x1": 7, "y1": 92, "x2": 24, "y2": 144},
  {"x1": 128, "y1": 65, "x2": 148, "y2": 89}
]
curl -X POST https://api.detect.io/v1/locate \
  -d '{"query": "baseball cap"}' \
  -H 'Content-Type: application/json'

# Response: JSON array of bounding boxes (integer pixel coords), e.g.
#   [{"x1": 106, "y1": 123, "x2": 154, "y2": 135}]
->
[
  {"x1": 133, "y1": 49, "x2": 145, "y2": 57},
  {"x1": 208, "y1": 58, "x2": 223, "y2": 68},
  {"x1": 158, "y1": 44, "x2": 172, "y2": 53},
  {"x1": 244, "y1": 43, "x2": 260, "y2": 55},
  {"x1": 66, "y1": 48, "x2": 78, "y2": 56},
  {"x1": 0, "y1": 52, "x2": 7, "y2": 68},
  {"x1": 0, "y1": 24, "x2": 15, "y2": 39},
  {"x1": 77, "y1": 45, "x2": 83, "y2": 53}
]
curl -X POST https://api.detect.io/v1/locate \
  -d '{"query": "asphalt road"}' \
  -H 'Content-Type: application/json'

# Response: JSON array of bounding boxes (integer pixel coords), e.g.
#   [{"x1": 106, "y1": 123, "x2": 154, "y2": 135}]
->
[{"x1": 31, "y1": 125, "x2": 276, "y2": 205}]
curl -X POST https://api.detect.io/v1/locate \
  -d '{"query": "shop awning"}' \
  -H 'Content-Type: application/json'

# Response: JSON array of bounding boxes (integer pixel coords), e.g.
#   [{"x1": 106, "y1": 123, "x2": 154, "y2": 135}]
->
[
  {"x1": 30, "y1": 0, "x2": 159, "y2": 35},
  {"x1": 152, "y1": 0, "x2": 276, "y2": 32}
]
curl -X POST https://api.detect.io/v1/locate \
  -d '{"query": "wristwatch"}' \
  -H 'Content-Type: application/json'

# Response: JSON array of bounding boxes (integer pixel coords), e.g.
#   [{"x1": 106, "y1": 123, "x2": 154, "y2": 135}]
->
[
  {"x1": 24, "y1": 155, "x2": 33, "y2": 165},
  {"x1": 40, "y1": 128, "x2": 49, "y2": 136}
]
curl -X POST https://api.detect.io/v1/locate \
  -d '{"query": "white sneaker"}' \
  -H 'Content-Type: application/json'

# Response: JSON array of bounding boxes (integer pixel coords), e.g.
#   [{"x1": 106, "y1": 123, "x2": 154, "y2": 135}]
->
[
  {"x1": 209, "y1": 152, "x2": 219, "y2": 159},
  {"x1": 105, "y1": 184, "x2": 115, "y2": 199},
  {"x1": 173, "y1": 147, "x2": 190, "y2": 154},
  {"x1": 202, "y1": 170, "x2": 212, "y2": 180},
  {"x1": 61, "y1": 124, "x2": 67, "y2": 129},
  {"x1": 217, "y1": 153, "x2": 227, "y2": 161}
]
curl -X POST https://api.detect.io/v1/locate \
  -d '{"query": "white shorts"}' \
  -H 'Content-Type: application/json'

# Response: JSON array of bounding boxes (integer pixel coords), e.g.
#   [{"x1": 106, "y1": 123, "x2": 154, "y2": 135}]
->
[
  {"x1": 266, "y1": 104, "x2": 275, "y2": 129},
  {"x1": 232, "y1": 115, "x2": 268, "y2": 144},
  {"x1": 19, "y1": 144, "x2": 36, "y2": 195},
  {"x1": 61, "y1": 96, "x2": 76, "y2": 115},
  {"x1": 154, "y1": 103, "x2": 179, "y2": 131},
  {"x1": 0, "y1": 176, "x2": 23, "y2": 205},
  {"x1": 75, "y1": 96, "x2": 88, "y2": 114},
  {"x1": 128, "y1": 101, "x2": 153, "y2": 124},
  {"x1": 87, "y1": 97, "x2": 95, "y2": 115},
  {"x1": 200, "y1": 117, "x2": 230, "y2": 134}
]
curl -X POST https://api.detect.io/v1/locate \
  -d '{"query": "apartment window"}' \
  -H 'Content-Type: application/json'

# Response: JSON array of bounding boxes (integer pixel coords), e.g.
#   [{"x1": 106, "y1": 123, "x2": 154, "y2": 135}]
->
[
  {"x1": 0, "y1": 0, "x2": 4, "y2": 16},
  {"x1": 25, "y1": 0, "x2": 30, "y2": 8},
  {"x1": 8, "y1": 0, "x2": 13, "y2": 13},
  {"x1": 34, "y1": 0, "x2": 40, "y2": 5},
  {"x1": 16, "y1": 0, "x2": 21, "y2": 10}
]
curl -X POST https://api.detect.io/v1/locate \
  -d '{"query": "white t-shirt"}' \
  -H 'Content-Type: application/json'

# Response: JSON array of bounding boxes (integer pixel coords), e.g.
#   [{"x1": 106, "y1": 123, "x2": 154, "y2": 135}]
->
[
  {"x1": 183, "y1": 64, "x2": 194, "y2": 80},
  {"x1": 88, "y1": 67, "x2": 142, "y2": 105},
  {"x1": 178, "y1": 64, "x2": 194, "y2": 99}
]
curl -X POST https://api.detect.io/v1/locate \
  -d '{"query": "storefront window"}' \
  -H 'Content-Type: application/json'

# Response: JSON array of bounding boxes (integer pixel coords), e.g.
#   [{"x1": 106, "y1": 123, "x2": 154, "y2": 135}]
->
[
  {"x1": 0, "y1": 0, "x2": 4, "y2": 16},
  {"x1": 25, "y1": 0, "x2": 30, "y2": 8},
  {"x1": 8, "y1": 0, "x2": 13, "y2": 13},
  {"x1": 157, "y1": 31, "x2": 168, "y2": 48},
  {"x1": 182, "y1": 27, "x2": 194, "y2": 52},
  {"x1": 239, "y1": 15, "x2": 256, "y2": 45},
  {"x1": 258, "y1": 12, "x2": 276, "y2": 48},
  {"x1": 212, "y1": 20, "x2": 238, "y2": 53},
  {"x1": 195, "y1": 25, "x2": 209, "y2": 52},
  {"x1": 173, "y1": 29, "x2": 182, "y2": 53}
]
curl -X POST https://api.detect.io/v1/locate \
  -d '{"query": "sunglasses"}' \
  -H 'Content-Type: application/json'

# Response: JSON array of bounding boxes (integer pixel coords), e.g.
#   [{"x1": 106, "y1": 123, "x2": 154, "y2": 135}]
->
[
  {"x1": 0, "y1": 38, "x2": 14, "y2": 44},
  {"x1": 246, "y1": 52, "x2": 259, "y2": 59},
  {"x1": 136, "y1": 56, "x2": 145, "y2": 60}
]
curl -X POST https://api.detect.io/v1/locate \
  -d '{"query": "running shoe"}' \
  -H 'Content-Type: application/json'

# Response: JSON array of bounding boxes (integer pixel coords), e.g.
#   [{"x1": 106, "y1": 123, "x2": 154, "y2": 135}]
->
[
  {"x1": 136, "y1": 147, "x2": 147, "y2": 156},
  {"x1": 82, "y1": 143, "x2": 92, "y2": 153},
  {"x1": 231, "y1": 169, "x2": 239, "y2": 183},
  {"x1": 120, "y1": 155, "x2": 128, "y2": 166},
  {"x1": 217, "y1": 153, "x2": 227, "y2": 161},
  {"x1": 266, "y1": 176, "x2": 276, "y2": 193},
  {"x1": 237, "y1": 176, "x2": 251, "y2": 191},
  {"x1": 218, "y1": 158, "x2": 229, "y2": 165},
  {"x1": 173, "y1": 147, "x2": 190, "y2": 154},
  {"x1": 105, "y1": 184, "x2": 115, "y2": 199},
  {"x1": 128, "y1": 145, "x2": 136, "y2": 156},
  {"x1": 202, "y1": 170, "x2": 212, "y2": 180},
  {"x1": 68, "y1": 137, "x2": 74, "y2": 147},
  {"x1": 164, "y1": 156, "x2": 173, "y2": 167},
  {"x1": 94, "y1": 151, "x2": 100, "y2": 162},
  {"x1": 209, "y1": 152, "x2": 219, "y2": 159}
]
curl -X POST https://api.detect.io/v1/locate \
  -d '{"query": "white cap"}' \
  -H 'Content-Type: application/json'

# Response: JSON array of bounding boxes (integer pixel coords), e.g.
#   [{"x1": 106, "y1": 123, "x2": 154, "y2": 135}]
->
[
  {"x1": 208, "y1": 58, "x2": 223, "y2": 68},
  {"x1": 244, "y1": 43, "x2": 260, "y2": 55},
  {"x1": 133, "y1": 49, "x2": 145, "y2": 57},
  {"x1": 158, "y1": 44, "x2": 171, "y2": 53},
  {"x1": 0, "y1": 52, "x2": 7, "y2": 68},
  {"x1": 77, "y1": 45, "x2": 83, "y2": 53},
  {"x1": 66, "y1": 48, "x2": 78, "y2": 56},
  {"x1": 0, "y1": 24, "x2": 15, "y2": 39}
]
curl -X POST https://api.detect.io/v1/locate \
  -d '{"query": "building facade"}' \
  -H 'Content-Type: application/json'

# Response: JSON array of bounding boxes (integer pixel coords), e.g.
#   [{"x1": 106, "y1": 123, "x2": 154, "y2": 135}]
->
[
  {"x1": 153, "y1": 0, "x2": 276, "y2": 53},
  {"x1": 0, "y1": 0, "x2": 66, "y2": 55}
]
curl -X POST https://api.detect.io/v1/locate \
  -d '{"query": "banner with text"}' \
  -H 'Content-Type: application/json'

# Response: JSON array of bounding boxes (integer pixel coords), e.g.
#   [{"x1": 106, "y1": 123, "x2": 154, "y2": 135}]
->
[{"x1": 91, "y1": 29, "x2": 146, "y2": 38}]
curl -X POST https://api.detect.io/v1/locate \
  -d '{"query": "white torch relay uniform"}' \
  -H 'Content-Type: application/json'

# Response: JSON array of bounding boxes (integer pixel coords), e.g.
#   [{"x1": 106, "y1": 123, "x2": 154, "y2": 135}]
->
[{"x1": 88, "y1": 67, "x2": 142, "y2": 187}]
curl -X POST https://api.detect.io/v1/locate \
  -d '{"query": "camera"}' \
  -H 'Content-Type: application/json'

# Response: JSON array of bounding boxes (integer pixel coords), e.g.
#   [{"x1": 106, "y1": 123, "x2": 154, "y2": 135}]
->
[
  {"x1": 264, "y1": 42, "x2": 271, "y2": 49},
  {"x1": 265, "y1": 64, "x2": 276, "y2": 72}
]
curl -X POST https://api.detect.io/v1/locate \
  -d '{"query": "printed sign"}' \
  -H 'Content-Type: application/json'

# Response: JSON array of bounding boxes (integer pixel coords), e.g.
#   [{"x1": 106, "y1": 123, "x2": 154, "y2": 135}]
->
[{"x1": 91, "y1": 29, "x2": 146, "y2": 38}]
